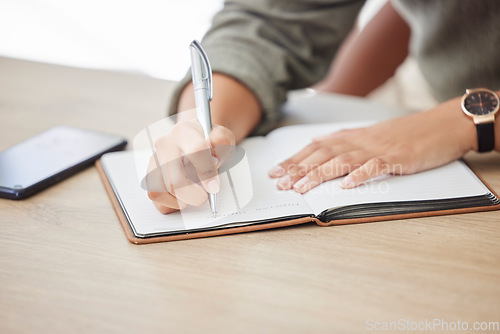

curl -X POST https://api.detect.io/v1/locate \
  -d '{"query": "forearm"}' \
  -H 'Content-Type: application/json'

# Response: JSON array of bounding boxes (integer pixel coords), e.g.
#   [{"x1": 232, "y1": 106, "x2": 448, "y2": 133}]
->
[
  {"x1": 177, "y1": 74, "x2": 261, "y2": 143},
  {"x1": 315, "y1": 1, "x2": 410, "y2": 96},
  {"x1": 174, "y1": 0, "x2": 363, "y2": 135}
]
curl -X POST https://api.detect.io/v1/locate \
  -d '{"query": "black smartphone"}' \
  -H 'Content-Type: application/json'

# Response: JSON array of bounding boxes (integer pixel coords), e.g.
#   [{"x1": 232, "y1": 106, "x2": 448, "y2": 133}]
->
[{"x1": 0, "y1": 126, "x2": 127, "y2": 199}]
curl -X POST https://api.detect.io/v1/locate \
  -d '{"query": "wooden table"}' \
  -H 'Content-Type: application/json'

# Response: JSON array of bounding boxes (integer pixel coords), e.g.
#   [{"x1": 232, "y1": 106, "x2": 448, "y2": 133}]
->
[{"x1": 1, "y1": 57, "x2": 499, "y2": 334}]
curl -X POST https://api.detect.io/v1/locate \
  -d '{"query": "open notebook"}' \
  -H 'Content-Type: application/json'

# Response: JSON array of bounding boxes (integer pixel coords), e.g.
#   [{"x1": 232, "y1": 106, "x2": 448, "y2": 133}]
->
[{"x1": 97, "y1": 121, "x2": 500, "y2": 244}]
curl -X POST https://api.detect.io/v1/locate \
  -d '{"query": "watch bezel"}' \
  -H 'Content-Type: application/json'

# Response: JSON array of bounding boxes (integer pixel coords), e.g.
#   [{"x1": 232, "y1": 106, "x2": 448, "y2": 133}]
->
[{"x1": 461, "y1": 88, "x2": 500, "y2": 124}]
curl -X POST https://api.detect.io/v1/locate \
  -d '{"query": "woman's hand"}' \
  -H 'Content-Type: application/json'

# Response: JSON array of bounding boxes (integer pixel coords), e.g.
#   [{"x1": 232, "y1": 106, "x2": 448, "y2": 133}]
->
[
  {"x1": 149, "y1": 73, "x2": 260, "y2": 214},
  {"x1": 147, "y1": 119, "x2": 235, "y2": 214},
  {"x1": 268, "y1": 97, "x2": 478, "y2": 193}
]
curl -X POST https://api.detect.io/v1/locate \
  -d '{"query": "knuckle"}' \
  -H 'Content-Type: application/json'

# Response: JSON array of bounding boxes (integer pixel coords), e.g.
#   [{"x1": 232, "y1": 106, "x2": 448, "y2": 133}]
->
[
  {"x1": 170, "y1": 176, "x2": 189, "y2": 191},
  {"x1": 210, "y1": 132, "x2": 229, "y2": 146},
  {"x1": 319, "y1": 164, "x2": 335, "y2": 180},
  {"x1": 317, "y1": 147, "x2": 334, "y2": 158},
  {"x1": 211, "y1": 126, "x2": 235, "y2": 146},
  {"x1": 308, "y1": 141, "x2": 322, "y2": 151},
  {"x1": 147, "y1": 192, "x2": 159, "y2": 201},
  {"x1": 336, "y1": 152, "x2": 354, "y2": 164},
  {"x1": 154, "y1": 135, "x2": 170, "y2": 149},
  {"x1": 157, "y1": 204, "x2": 175, "y2": 215},
  {"x1": 364, "y1": 156, "x2": 394, "y2": 177},
  {"x1": 334, "y1": 153, "x2": 355, "y2": 174},
  {"x1": 335, "y1": 129, "x2": 355, "y2": 137},
  {"x1": 153, "y1": 202, "x2": 169, "y2": 214}
]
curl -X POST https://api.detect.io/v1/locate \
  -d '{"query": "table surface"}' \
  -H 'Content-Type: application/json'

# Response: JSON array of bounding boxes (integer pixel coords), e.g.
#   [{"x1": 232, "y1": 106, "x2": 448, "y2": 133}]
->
[{"x1": 1, "y1": 57, "x2": 499, "y2": 334}]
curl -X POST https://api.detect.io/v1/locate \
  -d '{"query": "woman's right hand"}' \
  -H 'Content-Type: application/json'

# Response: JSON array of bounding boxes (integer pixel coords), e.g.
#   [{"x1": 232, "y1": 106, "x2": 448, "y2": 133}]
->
[
  {"x1": 146, "y1": 119, "x2": 235, "y2": 214},
  {"x1": 149, "y1": 73, "x2": 261, "y2": 214}
]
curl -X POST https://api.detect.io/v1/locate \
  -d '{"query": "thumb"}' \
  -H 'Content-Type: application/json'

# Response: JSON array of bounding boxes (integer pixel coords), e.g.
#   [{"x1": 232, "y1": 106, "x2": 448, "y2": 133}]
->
[{"x1": 210, "y1": 125, "x2": 236, "y2": 168}]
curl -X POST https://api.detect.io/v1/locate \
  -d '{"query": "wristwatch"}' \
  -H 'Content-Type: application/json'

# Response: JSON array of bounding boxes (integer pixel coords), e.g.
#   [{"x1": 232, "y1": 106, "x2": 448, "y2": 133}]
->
[{"x1": 461, "y1": 88, "x2": 499, "y2": 152}]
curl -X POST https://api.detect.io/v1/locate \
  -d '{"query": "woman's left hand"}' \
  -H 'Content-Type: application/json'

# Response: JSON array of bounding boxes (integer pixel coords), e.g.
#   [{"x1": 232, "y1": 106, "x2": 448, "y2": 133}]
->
[{"x1": 268, "y1": 97, "x2": 477, "y2": 193}]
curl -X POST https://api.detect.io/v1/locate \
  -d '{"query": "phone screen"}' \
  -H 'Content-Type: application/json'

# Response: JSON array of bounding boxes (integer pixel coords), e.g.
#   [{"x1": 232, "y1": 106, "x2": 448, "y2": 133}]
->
[{"x1": 0, "y1": 126, "x2": 127, "y2": 199}]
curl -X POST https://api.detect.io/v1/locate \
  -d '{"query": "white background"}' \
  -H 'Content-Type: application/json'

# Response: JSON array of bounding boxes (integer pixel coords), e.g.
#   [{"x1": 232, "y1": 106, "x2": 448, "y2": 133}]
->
[{"x1": 0, "y1": 0, "x2": 223, "y2": 81}]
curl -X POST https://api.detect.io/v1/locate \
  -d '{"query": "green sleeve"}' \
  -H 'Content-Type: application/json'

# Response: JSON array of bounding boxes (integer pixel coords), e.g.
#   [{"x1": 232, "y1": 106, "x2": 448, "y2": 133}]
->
[{"x1": 168, "y1": 0, "x2": 365, "y2": 135}]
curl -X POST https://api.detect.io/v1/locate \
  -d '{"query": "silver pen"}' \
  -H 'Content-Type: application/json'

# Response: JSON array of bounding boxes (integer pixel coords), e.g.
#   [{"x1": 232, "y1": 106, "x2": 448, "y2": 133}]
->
[{"x1": 189, "y1": 40, "x2": 217, "y2": 215}]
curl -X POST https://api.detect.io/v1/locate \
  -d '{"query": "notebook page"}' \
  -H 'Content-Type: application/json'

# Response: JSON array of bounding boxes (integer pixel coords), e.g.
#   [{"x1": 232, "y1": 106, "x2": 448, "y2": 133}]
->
[
  {"x1": 303, "y1": 160, "x2": 491, "y2": 215},
  {"x1": 264, "y1": 122, "x2": 374, "y2": 208},
  {"x1": 101, "y1": 137, "x2": 311, "y2": 236},
  {"x1": 263, "y1": 122, "x2": 491, "y2": 215}
]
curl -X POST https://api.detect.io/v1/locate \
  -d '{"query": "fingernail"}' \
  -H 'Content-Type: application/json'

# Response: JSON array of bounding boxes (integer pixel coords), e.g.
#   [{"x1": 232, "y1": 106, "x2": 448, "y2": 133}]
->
[
  {"x1": 293, "y1": 177, "x2": 309, "y2": 193},
  {"x1": 207, "y1": 179, "x2": 219, "y2": 194},
  {"x1": 340, "y1": 175, "x2": 353, "y2": 189},
  {"x1": 277, "y1": 174, "x2": 292, "y2": 189},
  {"x1": 269, "y1": 165, "x2": 285, "y2": 177}
]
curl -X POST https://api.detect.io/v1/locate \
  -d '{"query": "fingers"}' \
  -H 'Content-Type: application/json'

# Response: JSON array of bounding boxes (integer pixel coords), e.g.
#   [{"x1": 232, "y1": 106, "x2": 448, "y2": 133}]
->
[
  {"x1": 146, "y1": 155, "x2": 189, "y2": 213},
  {"x1": 148, "y1": 191, "x2": 188, "y2": 211},
  {"x1": 210, "y1": 124, "x2": 235, "y2": 146},
  {"x1": 152, "y1": 201, "x2": 176, "y2": 215},
  {"x1": 339, "y1": 156, "x2": 395, "y2": 189},
  {"x1": 268, "y1": 142, "x2": 321, "y2": 178},
  {"x1": 172, "y1": 122, "x2": 220, "y2": 194},
  {"x1": 145, "y1": 155, "x2": 168, "y2": 193},
  {"x1": 154, "y1": 131, "x2": 208, "y2": 207},
  {"x1": 292, "y1": 152, "x2": 365, "y2": 193},
  {"x1": 275, "y1": 147, "x2": 340, "y2": 190},
  {"x1": 176, "y1": 123, "x2": 236, "y2": 193},
  {"x1": 147, "y1": 120, "x2": 236, "y2": 214},
  {"x1": 290, "y1": 154, "x2": 398, "y2": 194},
  {"x1": 268, "y1": 141, "x2": 351, "y2": 179},
  {"x1": 210, "y1": 125, "x2": 235, "y2": 167},
  {"x1": 268, "y1": 113, "x2": 453, "y2": 193},
  {"x1": 266, "y1": 135, "x2": 400, "y2": 193}
]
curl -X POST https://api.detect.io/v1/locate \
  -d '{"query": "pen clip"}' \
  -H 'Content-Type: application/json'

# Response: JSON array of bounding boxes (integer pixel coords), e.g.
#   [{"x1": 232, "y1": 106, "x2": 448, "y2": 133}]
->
[{"x1": 190, "y1": 40, "x2": 213, "y2": 101}]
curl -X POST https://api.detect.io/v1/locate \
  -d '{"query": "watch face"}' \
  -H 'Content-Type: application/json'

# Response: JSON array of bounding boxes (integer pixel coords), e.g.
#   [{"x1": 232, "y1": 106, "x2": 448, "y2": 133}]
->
[{"x1": 463, "y1": 90, "x2": 499, "y2": 115}]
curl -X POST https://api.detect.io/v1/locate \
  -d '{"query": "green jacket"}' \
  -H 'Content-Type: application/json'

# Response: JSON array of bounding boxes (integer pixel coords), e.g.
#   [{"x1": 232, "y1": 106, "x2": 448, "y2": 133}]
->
[{"x1": 169, "y1": 0, "x2": 500, "y2": 135}]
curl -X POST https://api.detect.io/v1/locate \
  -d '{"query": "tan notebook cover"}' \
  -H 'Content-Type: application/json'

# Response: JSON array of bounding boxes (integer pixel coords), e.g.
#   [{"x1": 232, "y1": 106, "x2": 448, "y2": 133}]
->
[{"x1": 95, "y1": 159, "x2": 500, "y2": 244}]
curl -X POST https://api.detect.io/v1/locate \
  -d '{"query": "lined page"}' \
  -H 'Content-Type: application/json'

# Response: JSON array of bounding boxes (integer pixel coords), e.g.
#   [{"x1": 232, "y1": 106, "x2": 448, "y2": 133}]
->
[
  {"x1": 101, "y1": 137, "x2": 311, "y2": 236},
  {"x1": 303, "y1": 160, "x2": 490, "y2": 215},
  {"x1": 263, "y1": 122, "x2": 491, "y2": 216}
]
